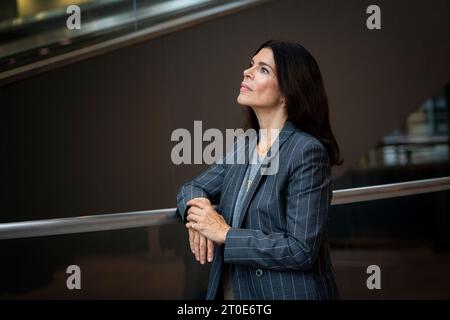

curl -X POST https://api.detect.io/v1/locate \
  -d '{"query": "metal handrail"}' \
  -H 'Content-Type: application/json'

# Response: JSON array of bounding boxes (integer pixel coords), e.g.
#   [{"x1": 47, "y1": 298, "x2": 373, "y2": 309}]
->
[
  {"x1": 331, "y1": 176, "x2": 450, "y2": 205},
  {"x1": 1, "y1": 176, "x2": 449, "y2": 240}
]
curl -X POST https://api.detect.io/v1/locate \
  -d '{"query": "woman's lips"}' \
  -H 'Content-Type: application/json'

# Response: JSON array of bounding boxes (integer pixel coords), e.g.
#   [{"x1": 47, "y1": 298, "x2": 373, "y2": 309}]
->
[{"x1": 240, "y1": 83, "x2": 252, "y2": 92}]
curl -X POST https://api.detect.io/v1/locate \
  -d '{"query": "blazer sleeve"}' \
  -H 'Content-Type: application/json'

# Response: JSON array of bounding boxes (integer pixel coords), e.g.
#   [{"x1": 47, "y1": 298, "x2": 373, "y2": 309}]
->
[
  {"x1": 176, "y1": 160, "x2": 226, "y2": 224},
  {"x1": 223, "y1": 141, "x2": 332, "y2": 271}
]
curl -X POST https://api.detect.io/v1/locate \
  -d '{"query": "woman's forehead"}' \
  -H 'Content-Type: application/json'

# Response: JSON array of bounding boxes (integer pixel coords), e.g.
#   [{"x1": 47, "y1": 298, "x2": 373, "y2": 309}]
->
[
  {"x1": 253, "y1": 48, "x2": 273, "y2": 61},
  {"x1": 252, "y1": 48, "x2": 275, "y2": 70}
]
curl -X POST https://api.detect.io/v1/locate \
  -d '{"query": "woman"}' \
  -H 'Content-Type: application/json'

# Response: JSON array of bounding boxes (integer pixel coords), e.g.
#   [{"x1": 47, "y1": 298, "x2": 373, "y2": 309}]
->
[{"x1": 176, "y1": 39, "x2": 343, "y2": 300}]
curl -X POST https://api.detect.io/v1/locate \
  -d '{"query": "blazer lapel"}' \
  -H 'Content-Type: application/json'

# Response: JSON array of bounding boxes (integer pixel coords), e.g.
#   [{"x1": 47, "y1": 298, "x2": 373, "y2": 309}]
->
[
  {"x1": 222, "y1": 163, "x2": 248, "y2": 223},
  {"x1": 236, "y1": 120, "x2": 297, "y2": 228}
]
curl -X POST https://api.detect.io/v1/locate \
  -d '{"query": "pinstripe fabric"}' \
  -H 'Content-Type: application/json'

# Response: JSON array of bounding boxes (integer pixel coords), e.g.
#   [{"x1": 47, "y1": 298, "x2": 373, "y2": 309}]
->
[{"x1": 176, "y1": 121, "x2": 340, "y2": 300}]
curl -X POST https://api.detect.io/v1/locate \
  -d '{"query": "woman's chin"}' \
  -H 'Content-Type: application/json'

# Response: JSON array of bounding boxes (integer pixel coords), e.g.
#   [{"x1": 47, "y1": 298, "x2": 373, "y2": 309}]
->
[{"x1": 237, "y1": 95, "x2": 250, "y2": 106}]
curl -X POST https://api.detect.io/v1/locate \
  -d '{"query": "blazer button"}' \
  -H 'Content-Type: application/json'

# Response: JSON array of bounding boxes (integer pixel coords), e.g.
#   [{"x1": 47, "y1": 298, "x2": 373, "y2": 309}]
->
[{"x1": 256, "y1": 269, "x2": 263, "y2": 277}]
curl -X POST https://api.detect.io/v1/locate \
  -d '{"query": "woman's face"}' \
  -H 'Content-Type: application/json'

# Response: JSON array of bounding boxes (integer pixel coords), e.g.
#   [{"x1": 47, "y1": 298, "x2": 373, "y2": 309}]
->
[{"x1": 237, "y1": 47, "x2": 284, "y2": 109}]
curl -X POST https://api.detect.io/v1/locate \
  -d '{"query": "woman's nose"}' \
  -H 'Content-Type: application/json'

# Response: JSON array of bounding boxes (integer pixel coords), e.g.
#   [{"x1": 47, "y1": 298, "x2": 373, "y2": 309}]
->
[{"x1": 243, "y1": 66, "x2": 253, "y2": 79}]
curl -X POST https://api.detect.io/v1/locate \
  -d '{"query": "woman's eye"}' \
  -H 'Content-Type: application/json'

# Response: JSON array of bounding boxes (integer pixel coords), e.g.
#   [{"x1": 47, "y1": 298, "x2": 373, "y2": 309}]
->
[{"x1": 261, "y1": 67, "x2": 269, "y2": 74}]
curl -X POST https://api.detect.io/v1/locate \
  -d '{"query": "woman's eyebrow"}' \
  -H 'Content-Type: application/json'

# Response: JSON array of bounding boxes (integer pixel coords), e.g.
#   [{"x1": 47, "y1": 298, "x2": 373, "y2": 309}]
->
[{"x1": 251, "y1": 59, "x2": 274, "y2": 71}]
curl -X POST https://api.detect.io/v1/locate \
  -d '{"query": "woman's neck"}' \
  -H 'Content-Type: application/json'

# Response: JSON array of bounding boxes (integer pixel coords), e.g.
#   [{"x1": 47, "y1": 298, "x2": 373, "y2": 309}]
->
[{"x1": 253, "y1": 107, "x2": 287, "y2": 155}]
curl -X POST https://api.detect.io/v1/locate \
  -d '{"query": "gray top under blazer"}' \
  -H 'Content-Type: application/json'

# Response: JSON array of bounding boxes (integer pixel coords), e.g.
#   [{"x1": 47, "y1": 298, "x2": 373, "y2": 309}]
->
[{"x1": 176, "y1": 120, "x2": 340, "y2": 300}]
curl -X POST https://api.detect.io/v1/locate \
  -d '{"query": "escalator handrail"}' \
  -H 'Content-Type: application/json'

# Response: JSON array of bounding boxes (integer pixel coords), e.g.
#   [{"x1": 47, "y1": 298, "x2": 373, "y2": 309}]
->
[{"x1": 1, "y1": 176, "x2": 449, "y2": 240}]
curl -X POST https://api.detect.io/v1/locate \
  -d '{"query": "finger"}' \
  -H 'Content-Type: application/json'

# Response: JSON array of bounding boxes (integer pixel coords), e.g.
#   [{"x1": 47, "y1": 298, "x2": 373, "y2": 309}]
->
[
  {"x1": 193, "y1": 198, "x2": 213, "y2": 208},
  {"x1": 191, "y1": 197, "x2": 207, "y2": 202},
  {"x1": 196, "y1": 197, "x2": 212, "y2": 207},
  {"x1": 188, "y1": 227, "x2": 194, "y2": 254},
  {"x1": 187, "y1": 206, "x2": 203, "y2": 218},
  {"x1": 186, "y1": 214, "x2": 200, "y2": 222},
  {"x1": 186, "y1": 221, "x2": 196, "y2": 231},
  {"x1": 207, "y1": 239, "x2": 214, "y2": 262},
  {"x1": 187, "y1": 198, "x2": 205, "y2": 208},
  {"x1": 193, "y1": 229, "x2": 200, "y2": 261},
  {"x1": 199, "y1": 234, "x2": 206, "y2": 264},
  {"x1": 185, "y1": 220, "x2": 195, "y2": 229},
  {"x1": 186, "y1": 215, "x2": 200, "y2": 226},
  {"x1": 196, "y1": 197, "x2": 211, "y2": 205}
]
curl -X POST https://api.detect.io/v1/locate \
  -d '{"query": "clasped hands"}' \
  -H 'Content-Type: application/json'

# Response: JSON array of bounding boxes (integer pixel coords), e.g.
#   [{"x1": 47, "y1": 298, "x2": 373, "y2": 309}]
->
[{"x1": 185, "y1": 197, "x2": 230, "y2": 264}]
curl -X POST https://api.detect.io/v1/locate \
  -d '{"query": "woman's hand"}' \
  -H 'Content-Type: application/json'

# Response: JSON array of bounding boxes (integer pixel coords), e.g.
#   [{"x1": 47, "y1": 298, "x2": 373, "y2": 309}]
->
[
  {"x1": 187, "y1": 228, "x2": 214, "y2": 264},
  {"x1": 186, "y1": 198, "x2": 231, "y2": 245},
  {"x1": 185, "y1": 197, "x2": 214, "y2": 264}
]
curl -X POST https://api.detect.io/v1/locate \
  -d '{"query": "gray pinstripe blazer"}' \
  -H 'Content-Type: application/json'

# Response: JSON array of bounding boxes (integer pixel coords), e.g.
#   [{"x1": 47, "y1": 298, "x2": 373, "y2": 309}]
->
[{"x1": 176, "y1": 120, "x2": 339, "y2": 300}]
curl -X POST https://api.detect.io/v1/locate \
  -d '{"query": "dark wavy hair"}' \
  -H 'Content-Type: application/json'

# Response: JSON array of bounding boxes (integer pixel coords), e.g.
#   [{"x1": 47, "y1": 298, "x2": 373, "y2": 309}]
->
[{"x1": 245, "y1": 39, "x2": 343, "y2": 166}]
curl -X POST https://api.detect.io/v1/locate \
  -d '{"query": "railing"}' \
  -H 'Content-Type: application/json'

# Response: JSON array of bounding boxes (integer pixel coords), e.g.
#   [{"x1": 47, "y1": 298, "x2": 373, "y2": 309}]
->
[
  {"x1": 331, "y1": 176, "x2": 450, "y2": 205},
  {"x1": 1, "y1": 176, "x2": 449, "y2": 240}
]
